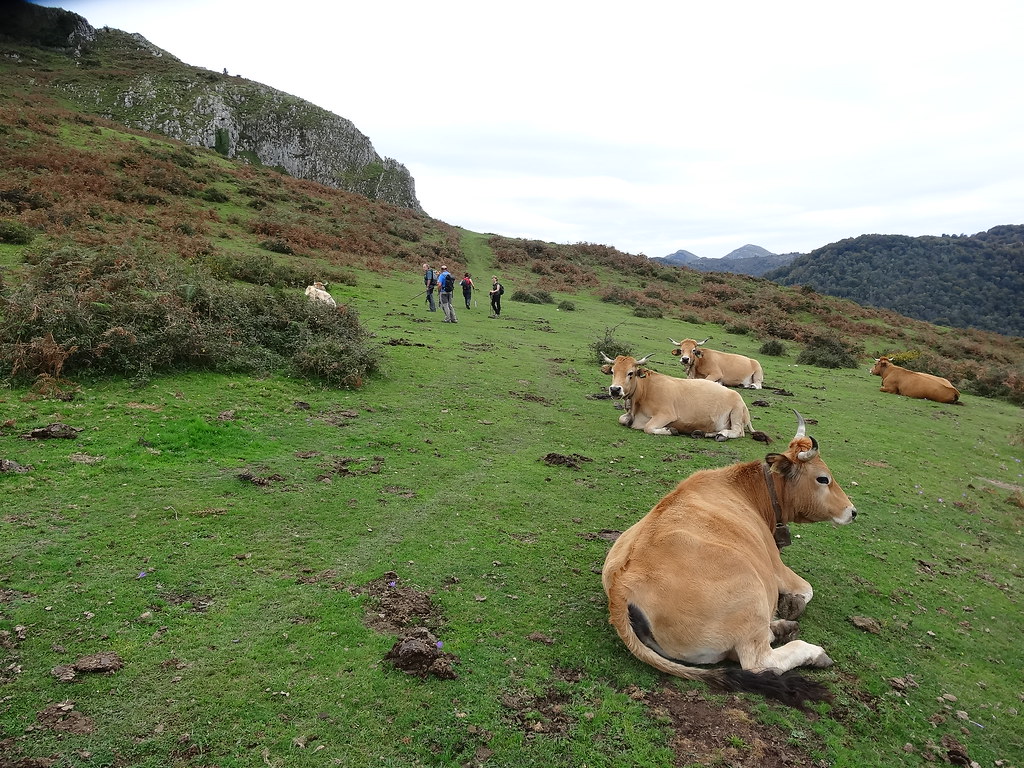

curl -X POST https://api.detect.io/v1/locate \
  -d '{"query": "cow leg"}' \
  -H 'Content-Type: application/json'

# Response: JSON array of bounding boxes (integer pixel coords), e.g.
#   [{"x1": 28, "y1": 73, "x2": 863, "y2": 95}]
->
[
  {"x1": 737, "y1": 629, "x2": 832, "y2": 674},
  {"x1": 762, "y1": 640, "x2": 833, "y2": 672},
  {"x1": 643, "y1": 415, "x2": 680, "y2": 436}
]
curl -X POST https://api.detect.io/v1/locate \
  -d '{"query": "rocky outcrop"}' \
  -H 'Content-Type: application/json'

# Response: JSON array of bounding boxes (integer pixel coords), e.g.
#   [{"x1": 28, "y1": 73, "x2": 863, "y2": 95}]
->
[{"x1": 0, "y1": 1, "x2": 422, "y2": 212}]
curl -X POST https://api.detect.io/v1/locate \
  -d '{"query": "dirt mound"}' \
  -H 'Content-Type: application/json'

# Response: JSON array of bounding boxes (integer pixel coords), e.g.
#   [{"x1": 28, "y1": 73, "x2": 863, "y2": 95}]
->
[{"x1": 382, "y1": 627, "x2": 458, "y2": 680}]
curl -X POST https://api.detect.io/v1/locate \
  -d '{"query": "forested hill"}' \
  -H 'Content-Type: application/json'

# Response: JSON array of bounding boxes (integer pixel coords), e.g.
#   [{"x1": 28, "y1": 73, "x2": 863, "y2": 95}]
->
[{"x1": 764, "y1": 226, "x2": 1024, "y2": 337}]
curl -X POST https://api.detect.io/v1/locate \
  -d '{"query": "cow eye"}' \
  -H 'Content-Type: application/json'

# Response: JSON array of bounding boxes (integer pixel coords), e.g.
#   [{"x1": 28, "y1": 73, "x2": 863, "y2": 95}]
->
[{"x1": 816, "y1": 475, "x2": 830, "y2": 485}]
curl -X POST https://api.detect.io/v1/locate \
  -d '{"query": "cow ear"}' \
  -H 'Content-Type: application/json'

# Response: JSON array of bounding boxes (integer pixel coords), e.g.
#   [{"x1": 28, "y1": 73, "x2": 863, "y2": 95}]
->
[
  {"x1": 637, "y1": 367, "x2": 647, "y2": 378},
  {"x1": 670, "y1": 348, "x2": 682, "y2": 356},
  {"x1": 693, "y1": 349, "x2": 702, "y2": 358},
  {"x1": 765, "y1": 452, "x2": 796, "y2": 478},
  {"x1": 601, "y1": 364, "x2": 612, "y2": 375}
]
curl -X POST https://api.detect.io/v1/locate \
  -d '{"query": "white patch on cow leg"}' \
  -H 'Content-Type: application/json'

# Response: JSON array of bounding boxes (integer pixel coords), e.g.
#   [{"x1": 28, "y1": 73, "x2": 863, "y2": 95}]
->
[{"x1": 759, "y1": 640, "x2": 833, "y2": 673}]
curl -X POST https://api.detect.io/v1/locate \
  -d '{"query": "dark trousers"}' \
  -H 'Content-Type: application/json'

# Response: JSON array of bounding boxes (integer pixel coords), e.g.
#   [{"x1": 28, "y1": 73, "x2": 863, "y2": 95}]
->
[{"x1": 490, "y1": 296, "x2": 500, "y2": 316}]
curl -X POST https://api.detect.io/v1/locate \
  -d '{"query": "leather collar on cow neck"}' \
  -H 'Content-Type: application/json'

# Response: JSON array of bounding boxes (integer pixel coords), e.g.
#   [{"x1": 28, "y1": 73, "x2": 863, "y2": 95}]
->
[{"x1": 762, "y1": 461, "x2": 792, "y2": 549}]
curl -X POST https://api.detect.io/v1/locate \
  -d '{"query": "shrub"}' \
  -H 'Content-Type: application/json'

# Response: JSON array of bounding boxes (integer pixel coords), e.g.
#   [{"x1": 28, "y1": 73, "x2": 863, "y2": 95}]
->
[
  {"x1": 0, "y1": 245, "x2": 381, "y2": 387},
  {"x1": 557, "y1": 300, "x2": 575, "y2": 312},
  {"x1": 590, "y1": 325, "x2": 632, "y2": 365},
  {"x1": 202, "y1": 187, "x2": 230, "y2": 203},
  {"x1": 759, "y1": 339, "x2": 787, "y2": 356},
  {"x1": 633, "y1": 306, "x2": 663, "y2": 319},
  {"x1": 724, "y1": 322, "x2": 750, "y2": 335},
  {"x1": 260, "y1": 238, "x2": 295, "y2": 255},
  {"x1": 511, "y1": 289, "x2": 553, "y2": 304},
  {"x1": 0, "y1": 219, "x2": 34, "y2": 245},
  {"x1": 795, "y1": 334, "x2": 860, "y2": 369}
]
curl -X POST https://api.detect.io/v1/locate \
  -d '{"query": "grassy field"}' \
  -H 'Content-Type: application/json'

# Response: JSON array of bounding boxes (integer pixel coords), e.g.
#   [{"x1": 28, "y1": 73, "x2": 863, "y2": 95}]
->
[{"x1": 1, "y1": 267, "x2": 1021, "y2": 768}]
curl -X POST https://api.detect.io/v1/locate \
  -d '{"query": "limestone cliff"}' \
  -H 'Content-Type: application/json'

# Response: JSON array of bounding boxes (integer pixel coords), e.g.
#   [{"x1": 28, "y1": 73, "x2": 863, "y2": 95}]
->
[{"x1": 0, "y1": 1, "x2": 423, "y2": 212}]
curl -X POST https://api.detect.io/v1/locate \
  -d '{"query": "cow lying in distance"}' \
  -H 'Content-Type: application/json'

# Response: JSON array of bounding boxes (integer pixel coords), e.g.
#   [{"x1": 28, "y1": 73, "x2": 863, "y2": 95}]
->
[
  {"x1": 669, "y1": 337, "x2": 764, "y2": 389},
  {"x1": 600, "y1": 353, "x2": 759, "y2": 440},
  {"x1": 305, "y1": 281, "x2": 337, "y2": 307},
  {"x1": 870, "y1": 357, "x2": 959, "y2": 404},
  {"x1": 602, "y1": 411, "x2": 856, "y2": 707}
]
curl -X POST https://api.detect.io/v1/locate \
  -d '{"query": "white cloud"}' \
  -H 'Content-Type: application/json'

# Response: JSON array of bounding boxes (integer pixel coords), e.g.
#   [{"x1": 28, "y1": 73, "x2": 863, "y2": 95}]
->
[{"x1": 45, "y1": 0, "x2": 1024, "y2": 258}]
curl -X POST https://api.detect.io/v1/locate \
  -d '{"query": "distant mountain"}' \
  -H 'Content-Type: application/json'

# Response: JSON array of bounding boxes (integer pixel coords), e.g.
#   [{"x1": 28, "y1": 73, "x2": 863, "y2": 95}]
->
[
  {"x1": 652, "y1": 244, "x2": 798, "y2": 277},
  {"x1": 658, "y1": 249, "x2": 699, "y2": 266},
  {"x1": 764, "y1": 226, "x2": 1024, "y2": 337}
]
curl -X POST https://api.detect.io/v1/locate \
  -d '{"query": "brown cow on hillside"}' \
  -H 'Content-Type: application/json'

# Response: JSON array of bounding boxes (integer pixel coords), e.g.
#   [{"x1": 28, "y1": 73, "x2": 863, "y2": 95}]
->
[
  {"x1": 602, "y1": 411, "x2": 856, "y2": 707},
  {"x1": 669, "y1": 337, "x2": 764, "y2": 389},
  {"x1": 600, "y1": 353, "x2": 755, "y2": 440},
  {"x1": 870, "y1": 357, "x2": 959, "y2": 404}
]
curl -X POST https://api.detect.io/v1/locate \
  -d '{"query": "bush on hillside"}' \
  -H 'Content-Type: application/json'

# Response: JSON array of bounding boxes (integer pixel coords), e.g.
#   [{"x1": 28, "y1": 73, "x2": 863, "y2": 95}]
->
[
  {"x1": 590, "y1": 326, "x2": 632, "y2": 365},
  {"x1": 633, "y1": 306, "x2": 663, "y2": 319},
  {"x1": 557, "y1": 300, "x2": 575, "y2": 312},
  {"x1": 0, "y1": 245, "x2": 380, "y2": 387},
  {"x1": 511, "y1": 289, "x2": 554, "y2": 304},
  {"x1": 0, "y1": 219, "x2": 35, "y2": 245},
  {"x1": 795, "y1": 334, "x2": 861, "y2": 369},
  {"x1": 759, "y1": 339, "x2": 787, "y2": 356}
]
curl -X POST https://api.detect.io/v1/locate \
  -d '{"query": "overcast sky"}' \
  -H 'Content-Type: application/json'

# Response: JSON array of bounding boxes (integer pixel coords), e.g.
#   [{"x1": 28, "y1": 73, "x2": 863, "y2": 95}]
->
[{"x1": 39, "y1": 0, "x2": 1024, "y2": 258}]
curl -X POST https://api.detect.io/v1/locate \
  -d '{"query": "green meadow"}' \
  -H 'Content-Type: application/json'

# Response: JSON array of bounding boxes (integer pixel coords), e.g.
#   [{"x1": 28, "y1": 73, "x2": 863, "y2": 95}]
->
[{"x1": 2, "y1": 266, "x2": 1021, "y2": 767}]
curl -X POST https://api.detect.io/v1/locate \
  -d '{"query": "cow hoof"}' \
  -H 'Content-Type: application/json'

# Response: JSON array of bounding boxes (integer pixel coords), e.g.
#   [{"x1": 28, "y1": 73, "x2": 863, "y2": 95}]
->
[
  {"x1": 776, "y1": 593, "x2": 807, "y2": 620},
  {"x1": 770, "y1": 620, "x2": 800, "y2": 644},
  {"x1": 714, "y1": 433, "x2": 729, "y2": 442},
  {"x1": 811, "y1": 652, "x2": 834, "y2": 668},
  {"x1": 689, "y1": 430, "x2": 705, "y2": 439}
]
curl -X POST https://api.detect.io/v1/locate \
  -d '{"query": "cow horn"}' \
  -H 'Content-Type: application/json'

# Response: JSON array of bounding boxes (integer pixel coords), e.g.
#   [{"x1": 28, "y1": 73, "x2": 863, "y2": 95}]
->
[
  {"x1": 636, "y1": 353, "x2": 655, "y2": 365},
  {"x1": 600, "y1": 351, "x2": 615, "y2": 363},
  {"x1": 668, "y1": 337, "x2": 681, "y2": 346},
  {"x1": 697, "y1": 337, "x2": 710, "y2": 346},
  {"x1": 793, "y1": 410, "x2": 806, "y2": 438},
  {"x1": 793, "y1": 410, "x2": 819, "y2": 460}
]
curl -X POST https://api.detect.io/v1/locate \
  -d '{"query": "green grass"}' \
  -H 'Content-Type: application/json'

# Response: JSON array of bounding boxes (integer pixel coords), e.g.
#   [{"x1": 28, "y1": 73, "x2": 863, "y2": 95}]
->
[{"x1": 2, "y1": 271, "x2": 1021, "y2": 767}]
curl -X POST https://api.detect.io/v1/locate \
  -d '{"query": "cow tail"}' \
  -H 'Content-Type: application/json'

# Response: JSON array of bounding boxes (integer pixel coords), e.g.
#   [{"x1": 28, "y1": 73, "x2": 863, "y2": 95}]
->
[
  {"x1": 716, "y1": 667, "x2": 834, "y2": 708},
  {"x1": 606, "y1": 587, "x2": 713, "y2": 683},
  {"x1": 608, "y1": 593, "x2": 831, "y2": 708}
]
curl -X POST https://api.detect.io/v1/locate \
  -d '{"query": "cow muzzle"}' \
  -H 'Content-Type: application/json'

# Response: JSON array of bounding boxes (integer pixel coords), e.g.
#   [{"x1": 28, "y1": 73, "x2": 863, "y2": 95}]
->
[
  {"x1": 609, "y1": 385, "x2": 624, "y2": 399},
  {"x1": 834, "y1": 505, "x2": 857, "y2": 524}
]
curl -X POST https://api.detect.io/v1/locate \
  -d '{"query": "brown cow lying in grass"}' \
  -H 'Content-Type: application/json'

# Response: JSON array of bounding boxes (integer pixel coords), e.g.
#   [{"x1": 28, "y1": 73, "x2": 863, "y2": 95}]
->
[
  {"x1": 669, "y1": 336, "x2": 765, "y2": 389},
  {"x1": 602, "y1": 412, "x2": 856, "y2": 707},
  {"x1": 870, "y1": 357, "x2": 960, "y2": 403}
]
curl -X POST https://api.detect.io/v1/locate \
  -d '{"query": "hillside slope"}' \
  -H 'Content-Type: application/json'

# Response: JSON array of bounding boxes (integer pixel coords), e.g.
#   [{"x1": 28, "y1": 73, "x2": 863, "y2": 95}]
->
[
  {"x1": 765, "y1": 228, "x2": 1024, "y2": 337},
  {"x1": 0, "y1": 0, "x2": 422, "y2": 211}
]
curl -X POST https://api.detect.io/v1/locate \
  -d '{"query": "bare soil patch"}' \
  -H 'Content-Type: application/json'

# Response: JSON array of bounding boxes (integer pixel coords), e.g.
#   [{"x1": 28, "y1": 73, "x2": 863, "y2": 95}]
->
[
  {"x1": 640, "y1": 686, "x2": 825, "y2": 767},
  {"x1": 356, "y1": 572, "x2": 460, "y2": 680},
  {"x1": 542, "y1": 453, "x2": 592, "y2": 469}
]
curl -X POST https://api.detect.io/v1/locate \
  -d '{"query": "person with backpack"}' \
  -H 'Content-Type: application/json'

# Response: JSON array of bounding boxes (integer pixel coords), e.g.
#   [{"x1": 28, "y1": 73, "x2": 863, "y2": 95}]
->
[
  {"x1": 460, "y1": 272, "x2": 475, "y2": 309},
  {"x1": 437, "y1": 265, "x2": 458, "y2": 323},
  {"x1": 489, "y1": 275, "x2": 504, "y2": 318},
  {"x1": 422, "y1": 263, "x2": 437, "y2": 312}
]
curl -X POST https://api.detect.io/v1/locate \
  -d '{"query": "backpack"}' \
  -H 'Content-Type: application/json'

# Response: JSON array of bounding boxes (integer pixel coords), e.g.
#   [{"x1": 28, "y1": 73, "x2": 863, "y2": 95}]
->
[
  {"x1": 425, "y1": 269, "x2": 436, "y2": 288},
  {"x1": 441, "y1": 273, "x2": 454, "y2": 292},
  {"x1": 497, "y1": 283, "x2": 504, "y2": 296}
]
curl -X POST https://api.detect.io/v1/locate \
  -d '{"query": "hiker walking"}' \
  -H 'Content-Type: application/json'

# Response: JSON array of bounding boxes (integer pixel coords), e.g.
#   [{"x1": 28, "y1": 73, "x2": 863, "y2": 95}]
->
[
  {"x1": 489, "y1": 276, "x2": 504, "y2": 318},
  {"x1": 460, "y1": 273, "x2": 475, "y2": 309},
  {"x1": 437, "y1": 265, "x2": 458, "y2": 323},
  {"x1": 423, "y1": 263, "x2": 437, "y2": 312}
]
